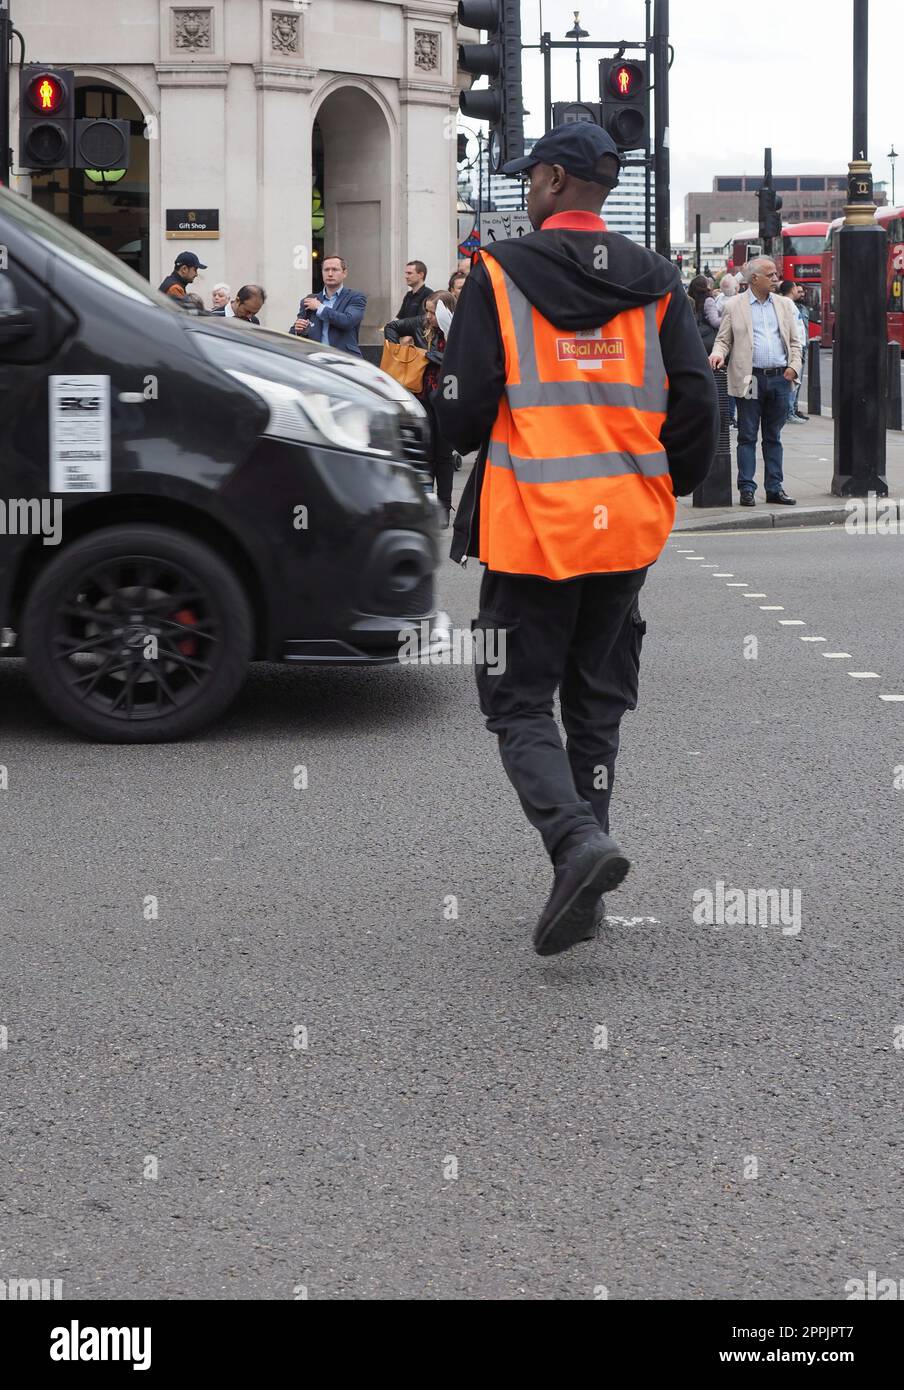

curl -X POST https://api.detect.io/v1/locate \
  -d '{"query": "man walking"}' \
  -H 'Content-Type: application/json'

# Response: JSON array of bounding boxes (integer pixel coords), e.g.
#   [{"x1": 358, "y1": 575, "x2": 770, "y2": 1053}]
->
[
  {"x1": 396, "y1": 260, "x2": 433, "y2": 319},
  {"x1": 158, "y1": 251, "x2": 207, "y2": 299},
  {"x1": 709, "y1": 257, "x2": 802, "y2": 505},
  {"x1": 289, "y1": 255, "x2": 366, "y2": 356},
  {"x1": 210, "y1": 283, "x2": 266, "y2": 324},
  {"x1": 434, "y1": 123, "x2": 719, "y2": 957}
]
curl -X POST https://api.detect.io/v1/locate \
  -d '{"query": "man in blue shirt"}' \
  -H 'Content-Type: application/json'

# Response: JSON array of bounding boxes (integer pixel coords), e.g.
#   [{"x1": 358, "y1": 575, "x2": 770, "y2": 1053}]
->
[
  {"x1": 289, "y1": 255, "x2": 367, "y2": 356},
  {"x1": 710, "y1": 258, "x2": 802, "y2": 505}
]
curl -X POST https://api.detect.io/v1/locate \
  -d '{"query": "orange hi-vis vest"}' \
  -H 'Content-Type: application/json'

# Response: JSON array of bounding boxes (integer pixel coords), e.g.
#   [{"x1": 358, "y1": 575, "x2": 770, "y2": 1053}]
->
[{"x1": 479, "y1": 249, "x2": 676, "y2": 580}]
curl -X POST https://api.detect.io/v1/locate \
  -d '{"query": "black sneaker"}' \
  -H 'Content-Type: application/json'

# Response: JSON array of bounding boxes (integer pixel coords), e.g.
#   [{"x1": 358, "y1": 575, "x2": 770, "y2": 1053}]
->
[
  {"x1": 739, "y1": 491, "x2": 755, "y2": 507},
  {"x1": 533, "y1": 837, "x2": 629, "y2": 957}
]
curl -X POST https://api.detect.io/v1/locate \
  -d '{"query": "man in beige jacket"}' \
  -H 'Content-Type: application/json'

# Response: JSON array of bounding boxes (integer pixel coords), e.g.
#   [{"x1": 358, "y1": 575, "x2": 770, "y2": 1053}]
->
[{"x1": 709, "y1": 257, "x2": 803, "y2": 506}]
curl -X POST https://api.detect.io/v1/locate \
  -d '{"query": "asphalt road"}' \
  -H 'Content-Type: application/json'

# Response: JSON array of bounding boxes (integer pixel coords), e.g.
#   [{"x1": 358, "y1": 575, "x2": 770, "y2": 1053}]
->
[
  {"x1": 817, "y1": 345, "x2": 904, "y2": 411},
  {"x1": 1, "y1": 526, "x2": 902, "y2": 1300}
]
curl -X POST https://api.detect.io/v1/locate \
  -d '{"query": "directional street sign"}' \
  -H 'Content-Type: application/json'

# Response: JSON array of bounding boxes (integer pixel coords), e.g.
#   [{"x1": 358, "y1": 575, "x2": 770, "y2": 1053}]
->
[{"x1": 478, "y1": 210, "x2": 532, "y2": 242}]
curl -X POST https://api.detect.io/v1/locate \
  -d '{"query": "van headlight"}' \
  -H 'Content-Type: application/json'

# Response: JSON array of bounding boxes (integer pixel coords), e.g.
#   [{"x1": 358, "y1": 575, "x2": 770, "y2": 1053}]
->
[
  {"x1": 227, "y1": 369, "x2": 395, "y2": 454},
  {"x1": 193, "y1": 333, "x2": 398, "y2": 455}
]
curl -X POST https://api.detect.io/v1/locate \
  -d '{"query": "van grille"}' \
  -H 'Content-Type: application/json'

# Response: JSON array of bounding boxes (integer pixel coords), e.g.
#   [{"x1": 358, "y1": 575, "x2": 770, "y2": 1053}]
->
[{"x1": 398, "y1": 418, "x2": 430, "y2": 469}]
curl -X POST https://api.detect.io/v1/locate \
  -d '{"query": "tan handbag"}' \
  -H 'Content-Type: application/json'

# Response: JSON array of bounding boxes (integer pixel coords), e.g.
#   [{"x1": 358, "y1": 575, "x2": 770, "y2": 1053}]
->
[{"x1": 380, "y1": 339, "x2": 428, "y2": 394}]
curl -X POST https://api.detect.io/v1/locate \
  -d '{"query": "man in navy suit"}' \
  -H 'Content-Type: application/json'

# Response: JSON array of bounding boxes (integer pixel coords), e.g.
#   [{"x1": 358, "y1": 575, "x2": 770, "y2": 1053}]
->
[{"x1": 289, "y1": 254, "x2": 367, "y2": 356}]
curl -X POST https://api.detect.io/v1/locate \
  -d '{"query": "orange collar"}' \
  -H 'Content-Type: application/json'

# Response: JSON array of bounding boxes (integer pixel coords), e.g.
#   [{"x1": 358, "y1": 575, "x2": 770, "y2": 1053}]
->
[{"x1": 540, "y1": 211, "x2": 608, "y2": 232}]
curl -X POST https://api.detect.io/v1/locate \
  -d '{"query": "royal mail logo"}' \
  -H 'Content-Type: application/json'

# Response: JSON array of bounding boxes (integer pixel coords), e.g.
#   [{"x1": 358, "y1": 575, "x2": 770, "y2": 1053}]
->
[{"x1": 556, "y1": 337, "x2": 626, "y2": 361}]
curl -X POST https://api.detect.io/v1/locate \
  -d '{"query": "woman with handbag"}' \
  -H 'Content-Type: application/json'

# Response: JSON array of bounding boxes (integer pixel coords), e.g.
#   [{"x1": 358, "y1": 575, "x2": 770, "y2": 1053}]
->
[{"x1": 382, "y1": 292, "x2": 458, "y2": 527}]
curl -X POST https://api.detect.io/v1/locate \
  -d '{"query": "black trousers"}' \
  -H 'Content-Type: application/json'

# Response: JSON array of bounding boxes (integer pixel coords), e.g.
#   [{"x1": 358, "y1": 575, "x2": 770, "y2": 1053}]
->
[
  {"x1": 474, "y1": 566, "x2": 648, "y2": 861},
  {"x1": 424, "y1": 395, "x2": 455, "y2": 509}
]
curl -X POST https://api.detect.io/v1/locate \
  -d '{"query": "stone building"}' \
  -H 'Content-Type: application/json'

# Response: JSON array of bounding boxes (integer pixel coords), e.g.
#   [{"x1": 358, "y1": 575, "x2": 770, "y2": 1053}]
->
[{"x1": 11, "y1": 0, "x2": 469, "y2": 340}]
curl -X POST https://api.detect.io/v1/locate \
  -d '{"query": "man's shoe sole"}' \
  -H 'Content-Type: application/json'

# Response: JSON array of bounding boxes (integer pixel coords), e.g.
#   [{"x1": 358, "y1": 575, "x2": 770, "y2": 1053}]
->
[{"x1": 533, "y1": 849, "x2": 629, "y2": 957}]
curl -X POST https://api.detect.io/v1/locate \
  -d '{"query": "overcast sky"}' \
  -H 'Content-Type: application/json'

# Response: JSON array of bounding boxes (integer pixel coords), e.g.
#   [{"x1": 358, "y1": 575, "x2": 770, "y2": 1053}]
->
[{"x1": 515, "y1": 0, "x2": 902, "y2": 231}]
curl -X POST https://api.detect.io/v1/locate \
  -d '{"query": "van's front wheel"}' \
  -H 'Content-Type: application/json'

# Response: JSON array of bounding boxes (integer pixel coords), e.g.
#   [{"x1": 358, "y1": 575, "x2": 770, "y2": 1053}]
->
[{"x1": 22, "y1": 525, "x2": 253, "y2": 742}]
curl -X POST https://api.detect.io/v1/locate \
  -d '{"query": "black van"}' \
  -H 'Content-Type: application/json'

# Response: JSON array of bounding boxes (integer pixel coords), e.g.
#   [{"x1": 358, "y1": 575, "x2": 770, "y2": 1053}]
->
[{"x1": 0, "y1": 185, "x2": 450, "y2": 741}]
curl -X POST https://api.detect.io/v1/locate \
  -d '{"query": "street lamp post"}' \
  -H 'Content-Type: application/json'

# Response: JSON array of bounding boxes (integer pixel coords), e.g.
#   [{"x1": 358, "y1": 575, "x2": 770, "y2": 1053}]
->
[
  {"x1": 832, "y1": 0, "x2": 888, "y2": 496},
  {"x1": 889, "y1": 145, "x2": 898, "y2": 205},
  {"x1": 565, "y1": 10, "x2": 588, "y2": 103}
]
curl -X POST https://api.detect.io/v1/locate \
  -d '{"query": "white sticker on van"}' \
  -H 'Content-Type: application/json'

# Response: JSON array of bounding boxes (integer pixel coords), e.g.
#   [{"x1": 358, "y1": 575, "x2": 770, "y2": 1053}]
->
[{"x1": 49, "y1": 375, "x2": 111, "y2": 493}]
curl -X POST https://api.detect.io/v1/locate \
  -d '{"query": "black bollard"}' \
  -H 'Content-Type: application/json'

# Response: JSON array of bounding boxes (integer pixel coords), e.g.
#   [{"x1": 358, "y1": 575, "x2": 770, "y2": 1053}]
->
[
  {"x1": 693, "y1": 369, "x2": 733, "y2": 506},
  {"x1": 887, "y1": 341, "x2": 902, "y2": 431},
  {"x1": 807, "y1": 339, "x2": 821, "y2": 417},
  {"x1": 832, "y1": 215, "x2": 888, "y2": 494}
]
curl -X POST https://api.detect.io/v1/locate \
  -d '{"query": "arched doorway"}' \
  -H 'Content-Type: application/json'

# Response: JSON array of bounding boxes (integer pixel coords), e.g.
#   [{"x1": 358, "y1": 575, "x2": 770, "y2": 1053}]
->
[
  {"x1": 313, "y1": 86, "x2": 393, "y2": 341},
  {"x1": 29, "y1": 79, "x2": 150, "y2": 279}
]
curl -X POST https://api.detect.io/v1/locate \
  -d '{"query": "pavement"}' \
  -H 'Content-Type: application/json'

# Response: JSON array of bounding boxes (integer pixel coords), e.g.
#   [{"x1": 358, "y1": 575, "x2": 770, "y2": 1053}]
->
[
  {"x1": 2, "y1": 525, "x2": 904, "y2": 1299},
  {"x1": 675, "y1": 413, "x2": 904, "y2": 532}
]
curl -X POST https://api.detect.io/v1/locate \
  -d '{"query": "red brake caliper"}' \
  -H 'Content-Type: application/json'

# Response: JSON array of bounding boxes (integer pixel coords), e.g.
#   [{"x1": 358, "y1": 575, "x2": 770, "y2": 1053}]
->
[{"x1": 171, "y1": 608, "x2": 199, "y2": 657}]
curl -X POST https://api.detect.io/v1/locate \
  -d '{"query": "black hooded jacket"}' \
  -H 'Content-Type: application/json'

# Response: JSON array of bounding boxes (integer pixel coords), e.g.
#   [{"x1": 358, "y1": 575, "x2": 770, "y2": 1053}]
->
[{"x1": 432, "y1": 223, "x2": 720, "y2": 565}]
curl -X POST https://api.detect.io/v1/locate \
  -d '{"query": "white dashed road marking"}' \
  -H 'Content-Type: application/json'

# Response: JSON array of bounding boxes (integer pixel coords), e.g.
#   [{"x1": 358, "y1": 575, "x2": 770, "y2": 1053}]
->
[{"x1": 683, "y1": 547, "x2": 900, "y2": 707}]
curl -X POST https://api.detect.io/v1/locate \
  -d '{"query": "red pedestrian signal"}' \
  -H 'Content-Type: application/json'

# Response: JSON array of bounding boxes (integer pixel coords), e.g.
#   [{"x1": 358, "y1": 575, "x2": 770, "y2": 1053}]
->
[
  {"x1": 606, "y1": 62, "x2": 643, "y2": 100},
  {"x1": 19, "y1": 67, "x2": 76, "y2": 169},
  {"x1": 25, "y1": 72, "x2": 67, "y2": 114},
  {"x1": 599, "y1": 58, "x2": 648, "y2": 152}
]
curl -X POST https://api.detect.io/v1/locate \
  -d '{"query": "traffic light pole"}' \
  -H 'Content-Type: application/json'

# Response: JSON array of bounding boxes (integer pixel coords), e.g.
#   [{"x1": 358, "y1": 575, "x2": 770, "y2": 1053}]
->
[
  {"x1": 652, "y1": 0, "x2": 670, "y2": 258},
  {"x1": 759, "y1": 147, "x2": 780, "y2": 261},
  {"x1": 832, "y1": 0, "x2": 887, "y2": 496},
  {"x1": 0, "y1": 0, "x2": 11, "y2": 186},
  {"x1": 644, "y1": 0, "x2": 652, "y2": 249}
]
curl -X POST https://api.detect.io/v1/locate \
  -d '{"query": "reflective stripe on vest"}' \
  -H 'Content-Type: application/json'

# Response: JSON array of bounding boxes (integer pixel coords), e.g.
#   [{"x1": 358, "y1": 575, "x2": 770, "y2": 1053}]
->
[
  {"x1": 487, "y1": 440, "x2": 670, "y2": 484},
  {"x1": 479, "y1": 250, "x2": 676, "y2": 580}
]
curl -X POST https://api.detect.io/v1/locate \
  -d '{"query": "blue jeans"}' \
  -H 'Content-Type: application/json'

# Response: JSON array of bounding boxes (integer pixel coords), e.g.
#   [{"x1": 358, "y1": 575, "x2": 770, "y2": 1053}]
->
[{"x1": 736, "y1": 373, "x2": 792, "y2": 495}]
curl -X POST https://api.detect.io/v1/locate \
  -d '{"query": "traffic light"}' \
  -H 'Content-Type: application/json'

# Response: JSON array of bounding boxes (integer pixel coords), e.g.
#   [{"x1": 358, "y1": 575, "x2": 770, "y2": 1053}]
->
[
  {"x1": 758, "y1": 185, "x2": 783, "y2": 241},
  {"x1": 74, "y1": 119, "x2": 131, "y2": 175},
  {"x1": 18, "y1": 66, "x2": 75, "y2": 169},
  {"x1": 552, "y1": 101, "x2": 601, "y2": 127},
  {"x1": 599, "y1": 58, "x2": 648, "y2": 153},
  {"x1": 458, "y1": 0, "x2": 524, "y2": 174}
]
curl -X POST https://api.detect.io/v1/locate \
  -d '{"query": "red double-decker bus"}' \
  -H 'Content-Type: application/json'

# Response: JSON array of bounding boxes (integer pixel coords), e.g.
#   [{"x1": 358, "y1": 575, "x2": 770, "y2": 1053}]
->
[
  {"x1": 728, "y1": 223, "x2": 827, "y2": 339},
  {"x1": 822, "y1": 206, "x2": 904, "y2": 347},
  {"x1": 781, "y1": 222, "x2": 828, "y2": 340}
]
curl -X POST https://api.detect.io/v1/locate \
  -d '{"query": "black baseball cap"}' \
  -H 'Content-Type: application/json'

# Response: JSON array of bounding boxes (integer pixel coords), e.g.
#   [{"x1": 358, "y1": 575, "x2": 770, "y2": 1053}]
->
[
  {"x1": 174, "y1": 251, "x2": 207, "y2": 269},
  {"x1": 502, "y1": 123, "x2": 622, "y2": 187}
]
